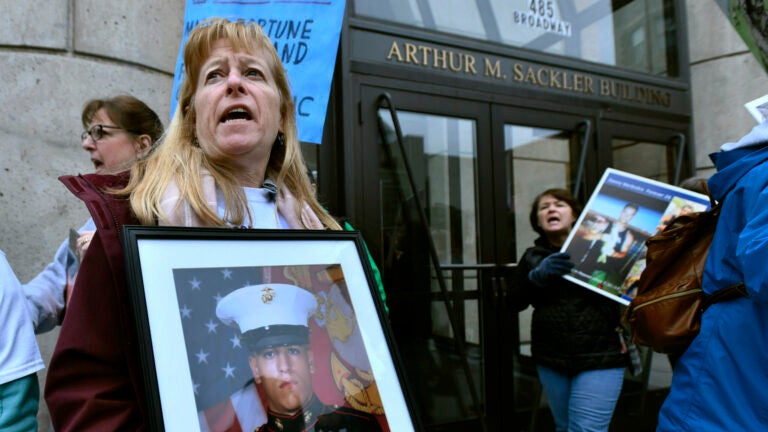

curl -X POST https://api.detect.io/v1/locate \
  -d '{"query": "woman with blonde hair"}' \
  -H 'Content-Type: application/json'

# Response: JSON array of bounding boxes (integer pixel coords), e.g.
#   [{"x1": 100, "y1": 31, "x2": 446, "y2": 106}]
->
[
  {"x1": 128, "y1": 18, "x2": 337, "y2": 230},
  {"x1": 45, "y1": 18, "x2": 339, "y2": 431}
]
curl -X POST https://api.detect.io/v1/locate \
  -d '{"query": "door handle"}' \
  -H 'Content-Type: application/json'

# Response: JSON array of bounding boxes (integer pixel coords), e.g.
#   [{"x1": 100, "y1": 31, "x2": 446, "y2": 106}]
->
[
  {"x1": 497, "y1": 263, "x2": 517, "y2": 303},
  {"x1": 491, "y1": 275, "x2": 501, "y2": 301}
]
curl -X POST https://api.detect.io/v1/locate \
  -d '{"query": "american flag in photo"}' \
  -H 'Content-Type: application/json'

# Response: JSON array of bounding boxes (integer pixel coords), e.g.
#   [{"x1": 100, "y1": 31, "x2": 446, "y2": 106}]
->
[
  {"x1": 172, "y1": 266, "x2": 267, "y2": 431},
  {"x1": 170, "y1": 263, "x2": 388, "y2": 431}
]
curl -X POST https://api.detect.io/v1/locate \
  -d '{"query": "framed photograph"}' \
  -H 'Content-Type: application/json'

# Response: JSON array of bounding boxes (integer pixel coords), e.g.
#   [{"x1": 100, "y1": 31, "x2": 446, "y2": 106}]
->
[
  {"x1": 122, "y1": 226, "x2": 418, "y2": 432},
  {"x1": 744, "y1": 94, "x2": 768, "y2": 124},
  {"x1": 561, "y1": 168, "x2": 711, "y2": 305}
]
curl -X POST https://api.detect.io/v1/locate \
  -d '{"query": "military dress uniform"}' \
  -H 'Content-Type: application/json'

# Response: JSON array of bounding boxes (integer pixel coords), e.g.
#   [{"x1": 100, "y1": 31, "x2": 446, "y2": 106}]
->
[
  {"x1": 217, "y1": 284, "x2": 385, "y2": 432},
  {"x1": 255, "y1": 393, "x2": 382, "y2": 432}
]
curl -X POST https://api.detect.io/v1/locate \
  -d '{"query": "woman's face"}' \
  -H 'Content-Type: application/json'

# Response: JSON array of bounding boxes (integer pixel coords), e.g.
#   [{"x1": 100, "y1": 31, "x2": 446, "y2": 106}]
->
[
  {"x1": 536, "y1": 194, "x2": 576, "y2": 236},
  {"x1": 193, "y1": 39, "x2": 282, "y2": 178},
  {"x1": 81, "y1": 108, "x2": 143, "y2": 174}
]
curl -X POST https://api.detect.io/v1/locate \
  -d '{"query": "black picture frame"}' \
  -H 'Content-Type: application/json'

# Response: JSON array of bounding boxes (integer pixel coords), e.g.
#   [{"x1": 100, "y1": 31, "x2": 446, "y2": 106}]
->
[{"x1": 121, "y1": 226, "x2": 419, "y2": 431}]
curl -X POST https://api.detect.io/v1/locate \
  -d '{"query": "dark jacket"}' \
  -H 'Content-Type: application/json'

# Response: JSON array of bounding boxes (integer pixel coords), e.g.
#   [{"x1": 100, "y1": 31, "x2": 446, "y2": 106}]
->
[
  {"x1": 512, "y1": 237, "x2": 627, "y2": 374},
  {"x1": 44, "y1": 172, "x2": 148, "y2": 431},
  {"x1": 44, "y1": 174, "x2": 383, "y2": 431}
]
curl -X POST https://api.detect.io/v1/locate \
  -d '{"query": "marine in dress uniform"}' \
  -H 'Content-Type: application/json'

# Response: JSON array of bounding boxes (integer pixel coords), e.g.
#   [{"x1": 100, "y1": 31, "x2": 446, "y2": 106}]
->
[{"x1": 217, "y1": 284, "x2": 383, "y2": 432}]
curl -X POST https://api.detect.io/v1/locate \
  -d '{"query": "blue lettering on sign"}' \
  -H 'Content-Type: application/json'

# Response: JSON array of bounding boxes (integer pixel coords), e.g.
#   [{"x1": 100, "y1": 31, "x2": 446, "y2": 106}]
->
[
  {"x1": 274, "y1": 41, "x2": 309, "y2": 65},
  {"x1": 294, "y1": 96, "x2": 314, "y2": 117},
  {"x1": 256, "y1": 18, "x2": 313, "y2": 40},
  {"x1": 171, "y1": 1, "x2": 345, "y2": 144}
]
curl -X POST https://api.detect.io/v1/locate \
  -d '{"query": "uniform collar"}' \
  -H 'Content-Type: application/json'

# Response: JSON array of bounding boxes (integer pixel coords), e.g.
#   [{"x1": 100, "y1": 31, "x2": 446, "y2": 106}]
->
[{"x1": 264, "y1": 394, "x2": 327, "y2": 432}]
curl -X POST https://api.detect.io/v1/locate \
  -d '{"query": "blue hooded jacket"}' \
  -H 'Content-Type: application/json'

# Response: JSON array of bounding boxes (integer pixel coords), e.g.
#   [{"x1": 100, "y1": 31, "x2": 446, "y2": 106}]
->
[{"x1": 657, "y1": 122, "x2": 768, "y2": 431}]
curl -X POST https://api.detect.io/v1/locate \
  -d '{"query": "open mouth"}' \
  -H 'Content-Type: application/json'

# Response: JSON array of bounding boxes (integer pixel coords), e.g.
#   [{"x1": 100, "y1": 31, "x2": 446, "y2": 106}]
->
[
  {"x1": 220, "y1": 107, "x2": 252, "y2": 123},
  {"x1": 92, "y1": 159, "x2": 103, "y2": 170},
  {"x1": 547, "y1": 216, "x2": 561, "y2": 224}
]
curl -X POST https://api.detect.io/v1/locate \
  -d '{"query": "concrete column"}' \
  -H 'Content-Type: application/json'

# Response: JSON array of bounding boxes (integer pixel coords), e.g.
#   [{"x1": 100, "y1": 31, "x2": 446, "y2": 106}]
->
[
  {"x1": 0, "y1": 1, "x2": 183, "y2": 429},
  {"x1": 686, "y1": 0, "x2": 768, "y2": 176}
]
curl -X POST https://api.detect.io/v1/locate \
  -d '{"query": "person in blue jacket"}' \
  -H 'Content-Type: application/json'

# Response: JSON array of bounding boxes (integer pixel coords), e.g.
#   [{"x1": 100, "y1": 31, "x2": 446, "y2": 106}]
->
[{"x1": 657, "y1": 121, "x2": 768, "y2": 431}]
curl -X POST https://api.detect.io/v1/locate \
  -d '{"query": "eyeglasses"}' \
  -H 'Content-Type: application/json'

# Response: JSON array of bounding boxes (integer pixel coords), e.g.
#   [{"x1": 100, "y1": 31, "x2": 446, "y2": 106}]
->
[{"x1": 81, "y1": 124, "x2": 123, "y2": 142}]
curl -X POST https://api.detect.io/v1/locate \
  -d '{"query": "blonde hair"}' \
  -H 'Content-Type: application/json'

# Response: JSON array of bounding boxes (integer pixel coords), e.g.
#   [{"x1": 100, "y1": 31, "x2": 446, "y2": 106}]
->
[{"x1": 123, "y1": 18, "x2": 339, "y2": 230}]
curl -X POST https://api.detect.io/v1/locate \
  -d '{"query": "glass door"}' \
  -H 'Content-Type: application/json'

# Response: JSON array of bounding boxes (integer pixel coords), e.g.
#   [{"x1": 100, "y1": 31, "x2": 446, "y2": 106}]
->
[
  {"x1": 355, "y1": 84, "x2": 600, "y2": 430},
  {"x1": 358, "y1": 86, "x2": 494, "y2": 431},
  {"x1": 353, "y1": 84, "x2": 689, "y2": 429},
  {"x1": 489, "y1": 106, "x2": 594, "y2": 431},
  {"x1": 598, "y1": 120, "x2": 691, "y2": 185}
]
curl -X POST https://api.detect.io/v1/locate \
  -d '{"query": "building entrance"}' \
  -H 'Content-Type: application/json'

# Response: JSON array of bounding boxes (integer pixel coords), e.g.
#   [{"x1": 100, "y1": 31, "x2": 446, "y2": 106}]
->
[{"x1": 351, "y1": 82, "x2": 687, "y2": 431}]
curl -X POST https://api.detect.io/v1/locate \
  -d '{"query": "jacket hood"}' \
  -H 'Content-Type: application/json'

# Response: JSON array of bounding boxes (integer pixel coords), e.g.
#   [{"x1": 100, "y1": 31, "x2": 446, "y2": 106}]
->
[
  {"x1": 719, "y1": 121, "x2": 768, "y2": 151},
  {"x1": 708, "y1": 122, "x2": 768, "y2": 201}
]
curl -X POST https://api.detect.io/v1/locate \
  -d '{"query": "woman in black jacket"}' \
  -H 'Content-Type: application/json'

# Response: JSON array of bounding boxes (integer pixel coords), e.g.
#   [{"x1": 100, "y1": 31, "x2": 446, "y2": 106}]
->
[{"x1": 513, "y1": 188, "x2": 627, "y2": 432}]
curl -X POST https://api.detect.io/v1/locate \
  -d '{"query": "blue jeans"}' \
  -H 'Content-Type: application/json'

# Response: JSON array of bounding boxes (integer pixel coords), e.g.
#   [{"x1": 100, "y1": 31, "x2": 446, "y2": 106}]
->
[
  {"x1": 0, "y1": 373, "x2": 39, "y2": 432},
  {"x1": 536, "y1": 365, "x2": 624, "y2": 432}
]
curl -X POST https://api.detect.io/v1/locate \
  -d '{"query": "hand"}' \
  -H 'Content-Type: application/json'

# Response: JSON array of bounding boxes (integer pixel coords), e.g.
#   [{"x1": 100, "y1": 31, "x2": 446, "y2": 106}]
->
[
  {"x1": 528, "y1": 252, "x2": 574, "y2": 287},
  {"x1": 76, "y1": 231, "x2": 95, "y2": 262}
]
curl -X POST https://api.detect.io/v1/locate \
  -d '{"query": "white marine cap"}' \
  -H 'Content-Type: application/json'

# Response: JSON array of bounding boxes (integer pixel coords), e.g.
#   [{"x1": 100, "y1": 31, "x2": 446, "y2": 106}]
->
[{"x1": 216, "y1": 283, "x2": 318, "y2": 352}]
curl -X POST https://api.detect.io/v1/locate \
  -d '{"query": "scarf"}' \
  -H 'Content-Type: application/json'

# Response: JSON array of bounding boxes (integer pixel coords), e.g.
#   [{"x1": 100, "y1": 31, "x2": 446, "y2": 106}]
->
[{"x1": 157, "y1": 170, "x2": 323, "y2": 229}]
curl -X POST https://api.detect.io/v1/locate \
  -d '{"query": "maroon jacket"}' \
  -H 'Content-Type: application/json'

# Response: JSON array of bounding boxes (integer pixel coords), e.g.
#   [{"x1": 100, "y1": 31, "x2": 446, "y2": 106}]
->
[{"x1": 45, "y1": 172, "x2": 148, "y2": 431}]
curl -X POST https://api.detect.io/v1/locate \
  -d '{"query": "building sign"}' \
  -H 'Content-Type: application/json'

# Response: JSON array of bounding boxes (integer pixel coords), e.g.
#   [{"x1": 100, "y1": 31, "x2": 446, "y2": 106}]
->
[
  {"x1": 171, "y1": 0, "x2": 346, "y2": 144},
  {"x1": 513, "y1": 0, "x2": 572, "y2": 37},
  {"x1": 351, "y1": 30, "x2": 685, "y2": 113},
  {"x1": 383, "y1": 39, "x2": 671, "y2": 108}
]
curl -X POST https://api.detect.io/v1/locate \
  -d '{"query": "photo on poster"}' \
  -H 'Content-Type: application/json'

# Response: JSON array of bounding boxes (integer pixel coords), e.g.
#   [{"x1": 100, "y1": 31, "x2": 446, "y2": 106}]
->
[
  {"x1": 122, "y1": 227, "x2": 418, "y2": 432},
  {"x1": 561, "y1": 168, "x2": 710, "y2": 305},
  {"x1": 744, "y1": 94, "x2": 768, "y2": 124}
]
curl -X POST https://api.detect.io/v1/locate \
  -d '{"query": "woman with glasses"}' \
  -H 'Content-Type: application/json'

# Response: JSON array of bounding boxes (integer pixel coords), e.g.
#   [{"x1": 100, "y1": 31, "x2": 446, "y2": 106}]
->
[
  {"x1": 0, "y1": 95, "x2": 162, "y2": 430},
  {"x1": 80, "y1": 96, "x2": 164, "y2": 175},
  {"x1": 44, "y1": 19, "x2": 343, "y2": 431},
  {"x1": 23, "y1": 95, "x2": 163, "y2": 333}
]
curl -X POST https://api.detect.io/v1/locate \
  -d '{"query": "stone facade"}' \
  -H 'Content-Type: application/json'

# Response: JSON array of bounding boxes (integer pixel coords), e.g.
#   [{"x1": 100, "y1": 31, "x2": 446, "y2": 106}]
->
[
  {"x1": 0, "y1": 1, "x2": 183, "y2": 428},
  {"x1": 686, "y1": 1, "x2": 768, "y2": 175}
]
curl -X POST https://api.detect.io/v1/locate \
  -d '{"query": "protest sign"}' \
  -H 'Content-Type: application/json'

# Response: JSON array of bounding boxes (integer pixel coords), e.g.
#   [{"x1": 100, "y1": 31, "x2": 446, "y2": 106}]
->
[
  {"x1": 171, "y1": 0, "x2": 346, "y2": 144},
  {"x1": 562, "y1": 168, "x2": 710, "y2": 305}
]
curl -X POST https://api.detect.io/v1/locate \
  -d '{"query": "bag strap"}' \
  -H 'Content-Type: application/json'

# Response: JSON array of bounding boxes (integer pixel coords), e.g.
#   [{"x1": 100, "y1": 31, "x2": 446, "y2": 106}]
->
[
  {"x1": 701, "y1": 282, "x2": 747, "y2": 311},
  {"x1": 696, "y1": 181, "x2": 745, "y2": 310},
  {"x1": 701, "y1": 180, "x2": 718, "y2": 209}
]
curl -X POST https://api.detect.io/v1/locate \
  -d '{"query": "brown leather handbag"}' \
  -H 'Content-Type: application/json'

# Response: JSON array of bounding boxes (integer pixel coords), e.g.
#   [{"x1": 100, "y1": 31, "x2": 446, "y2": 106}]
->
[{"x1": 624, "y1": 200, "x2": 746, "y2": 356}]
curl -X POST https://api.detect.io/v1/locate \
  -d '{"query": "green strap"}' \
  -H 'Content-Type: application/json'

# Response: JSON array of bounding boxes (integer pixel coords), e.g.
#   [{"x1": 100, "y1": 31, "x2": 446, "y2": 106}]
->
[{"x1": 343, "y1": 221, "x2": 389, "y2": 314}]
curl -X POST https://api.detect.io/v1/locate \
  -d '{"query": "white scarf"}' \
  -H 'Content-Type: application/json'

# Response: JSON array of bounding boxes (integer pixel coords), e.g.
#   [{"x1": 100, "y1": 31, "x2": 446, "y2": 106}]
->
[{"x1": 157, "y1": 170, "x2": 323, "y2": 229}]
